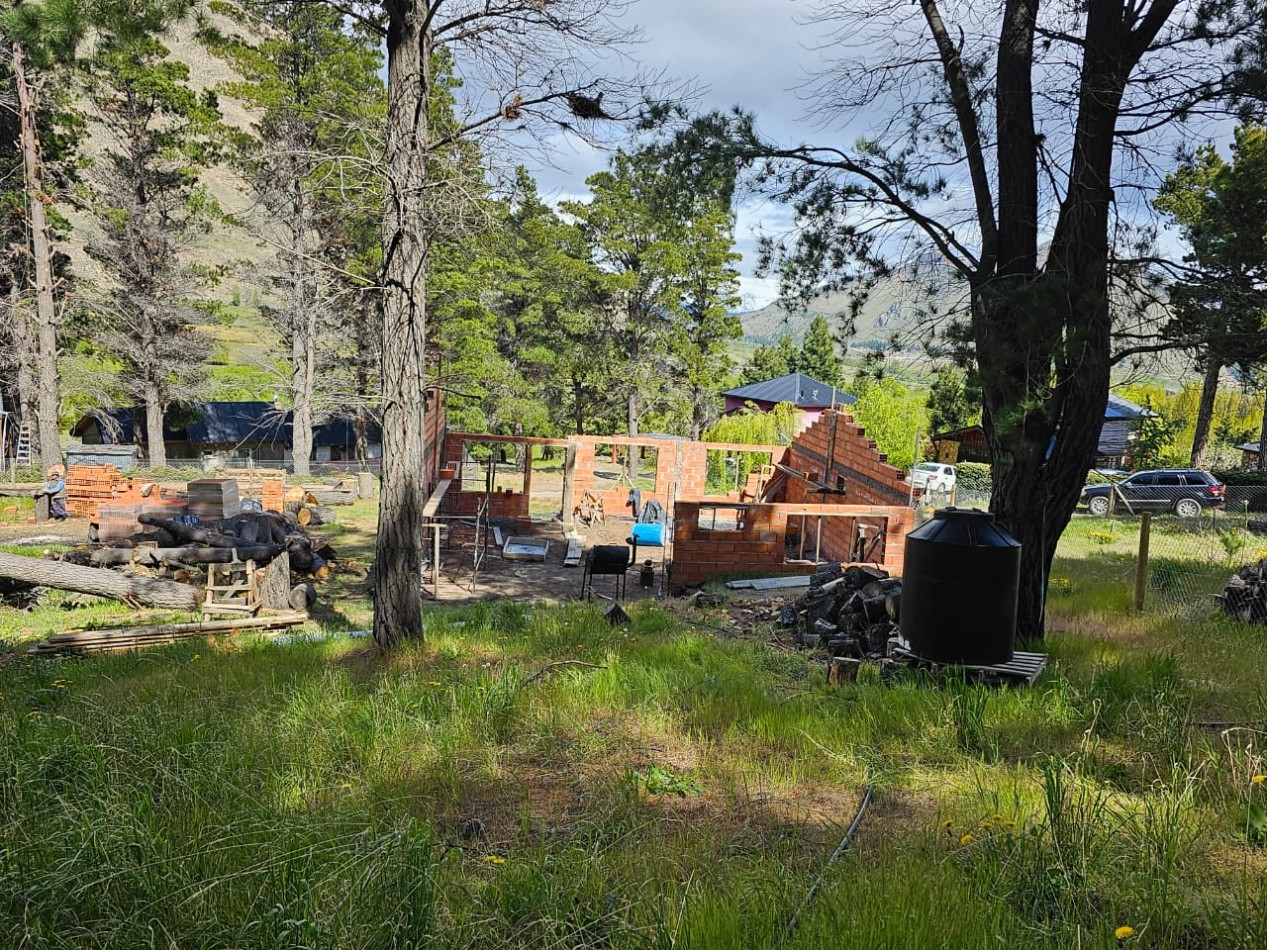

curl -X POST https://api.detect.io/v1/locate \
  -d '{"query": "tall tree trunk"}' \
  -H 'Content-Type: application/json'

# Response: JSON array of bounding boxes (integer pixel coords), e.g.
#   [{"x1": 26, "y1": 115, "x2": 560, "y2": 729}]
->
[
  {"x1": 13, "y1": 43, "x2": 61, "y2": 468},
  {"x1": 144, "y1": 381, "x2": 167, "y2": 469},
  {"x1": 374, "y1": 1, "x2": 431, "y2": 648},
  {"x1": 1189, "y1": 357, "x2": 1221, "y2": 468},
  {"x1": 626, "y1": 390, "x2": 639, "y2": 479},
  {"x1": 290, "y1": 173, "x2": 315, "y2": 478},
  {"x1": 978, "y1": 0, "x2": 1128, "y2": 642},
  {"x1": 1258, "y1": 389, "x2": 1267, "y2": 472}
]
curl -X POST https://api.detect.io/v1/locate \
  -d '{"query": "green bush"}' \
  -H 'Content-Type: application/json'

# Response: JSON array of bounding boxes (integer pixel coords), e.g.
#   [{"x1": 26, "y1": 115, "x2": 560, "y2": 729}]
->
[
  {"x1": 1212, "y1": 468, "x2": 1267, "y2": 486},
  {"x1": 956, "y1": 462, "x2": 991, "y2": 494}
]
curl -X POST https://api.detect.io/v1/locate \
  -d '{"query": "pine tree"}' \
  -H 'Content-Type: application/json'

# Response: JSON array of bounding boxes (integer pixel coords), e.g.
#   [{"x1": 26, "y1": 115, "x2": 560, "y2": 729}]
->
[
  {"x1": 69, "y1": 0, "x2": 224, "y2": 467},
  {"x1": 208, "y1": 2, "x2": 385, "y2": 476},
  {"x1": 798, "y1": 314, "x2": 841, "y2": 386}
]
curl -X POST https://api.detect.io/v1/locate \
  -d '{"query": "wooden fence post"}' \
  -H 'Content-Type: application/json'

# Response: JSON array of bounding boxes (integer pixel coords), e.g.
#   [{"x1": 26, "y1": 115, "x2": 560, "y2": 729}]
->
[{"x1": 1134, "y1": 512, "x2": 1152, "y2": 611}]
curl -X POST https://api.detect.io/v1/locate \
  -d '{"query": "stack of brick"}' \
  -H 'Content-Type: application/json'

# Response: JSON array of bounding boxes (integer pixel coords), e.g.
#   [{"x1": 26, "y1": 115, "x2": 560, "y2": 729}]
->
[
  {"x1": 65, "y1": 465, "x2": 135, "y2": 519},
  {"x1": 95, "y1": 495, "x2": 190, "y2": 542},
  {"x1": 187, "y1": 479, "x2": 241, "y2": 520},
  {"x1": 261, "y1": 479, "x2": 285, "y2": 513}
]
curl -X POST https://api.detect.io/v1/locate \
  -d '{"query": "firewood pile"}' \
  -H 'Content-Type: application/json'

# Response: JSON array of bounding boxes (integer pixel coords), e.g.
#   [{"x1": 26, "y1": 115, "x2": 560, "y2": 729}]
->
[
  {"x1": 0, "y1": 509, "x2": 335, "y2": 616},
  {"x1": 1218, "y1": 561, "x2": 1267, "y2": 624},
  {"x1": 787, "y1": 564, "x2": 902, "y2": 659}
]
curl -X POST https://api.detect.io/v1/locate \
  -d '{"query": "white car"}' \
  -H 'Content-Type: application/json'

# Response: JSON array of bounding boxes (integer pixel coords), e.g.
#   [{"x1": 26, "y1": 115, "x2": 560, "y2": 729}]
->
[{"x1": 911, "y1": 462, "x2": 957, "y2": 494}]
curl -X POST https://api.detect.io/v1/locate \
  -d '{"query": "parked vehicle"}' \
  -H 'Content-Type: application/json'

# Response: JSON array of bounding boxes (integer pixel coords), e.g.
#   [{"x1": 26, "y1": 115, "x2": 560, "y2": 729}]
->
[
  {"x1": 911, "y1": 462, "x2": 957, "y2": 494},
  {"x1": 1080, "y1": 469, "x2": 1224, "y2": 517}
]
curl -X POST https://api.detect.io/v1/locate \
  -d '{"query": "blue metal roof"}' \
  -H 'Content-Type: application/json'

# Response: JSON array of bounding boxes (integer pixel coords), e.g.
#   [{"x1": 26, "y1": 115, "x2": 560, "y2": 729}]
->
[
  {"x1": 722, "y1": 372, "x2": 856, "y2": 408},
  {"x1": 1104, "y1": 393, "x2": 1154, "y2": 420},
  {"x1": 72, "y1": 402, "x2": 378, "y2": 448}
]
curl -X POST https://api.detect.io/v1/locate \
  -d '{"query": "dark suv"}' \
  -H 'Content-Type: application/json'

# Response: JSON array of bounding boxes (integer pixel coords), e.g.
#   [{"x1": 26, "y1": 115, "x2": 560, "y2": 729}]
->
[{"x1": 1080, "y1": 469, "x2": 1224, "y2": 518}]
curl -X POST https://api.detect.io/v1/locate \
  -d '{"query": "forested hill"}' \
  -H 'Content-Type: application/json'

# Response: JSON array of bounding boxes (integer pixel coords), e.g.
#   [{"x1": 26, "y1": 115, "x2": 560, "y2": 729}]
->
[{"x1": 738, "y1": 266, "x2": 966, "y2": 350}]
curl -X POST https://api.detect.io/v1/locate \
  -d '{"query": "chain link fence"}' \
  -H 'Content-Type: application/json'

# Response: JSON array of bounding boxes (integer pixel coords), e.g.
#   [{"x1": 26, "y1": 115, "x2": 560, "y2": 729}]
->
[
  {"x1": 3, "y1": 455, "x2": 378, "y2": 483},
  {"x1": 1063, "y1": 484, "x2": 1267, "y2": 618},
  {"x1": 909, "y1": 474, "x2": 1267, "y2": 620}
]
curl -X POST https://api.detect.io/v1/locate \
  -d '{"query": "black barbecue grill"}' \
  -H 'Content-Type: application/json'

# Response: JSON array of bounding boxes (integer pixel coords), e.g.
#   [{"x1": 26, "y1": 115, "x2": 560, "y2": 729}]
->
[{"x1": 581, "y1": 545, "x2": 631, "y2": 601}]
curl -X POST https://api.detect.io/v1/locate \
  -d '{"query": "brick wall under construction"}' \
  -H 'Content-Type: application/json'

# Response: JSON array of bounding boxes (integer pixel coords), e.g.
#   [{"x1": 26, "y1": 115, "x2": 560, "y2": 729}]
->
[
  {"x1": 671, "y1": 501, "x2": 914, "y2": 590},
  {"x1": 783, "y1": 410, "x2": 909, "y2": 507}
]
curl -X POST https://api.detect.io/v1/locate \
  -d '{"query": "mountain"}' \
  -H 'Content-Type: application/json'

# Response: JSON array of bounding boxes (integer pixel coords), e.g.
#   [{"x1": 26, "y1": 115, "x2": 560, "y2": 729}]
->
[{"x1": 738, "y1": 263, "x2": 968, "y2": 351}]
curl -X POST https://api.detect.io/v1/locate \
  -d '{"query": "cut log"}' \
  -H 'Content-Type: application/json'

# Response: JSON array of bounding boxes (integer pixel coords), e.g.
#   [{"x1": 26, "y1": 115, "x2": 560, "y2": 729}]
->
[
  {"x1": 301, "y1": 488, "x2": 356, "y2": 506},
  {"x1": 885, "y1": 590, "x2": 902, "y2": 623},
  {"x1": 90, "y1": 545, "x2": 285, "y2": 567},
  {"x1": 289, "y1": 582, "x2": 317, "y2": 610},
  {"x1": 0, "y1": 550, "x2": 198, "y2": 610},
  {"x1": 296, "y1": 505, "x2": 335, "y2": 527},
  {"x1": 257, "y1": 551, "x2": 292, "y2": 610}
]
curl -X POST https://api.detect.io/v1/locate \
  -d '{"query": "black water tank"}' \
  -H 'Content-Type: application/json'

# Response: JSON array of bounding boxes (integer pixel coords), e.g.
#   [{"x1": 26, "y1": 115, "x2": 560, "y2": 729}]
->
[{"x1": 899, "y1": 508, "x2": 1021, "y2": 665}]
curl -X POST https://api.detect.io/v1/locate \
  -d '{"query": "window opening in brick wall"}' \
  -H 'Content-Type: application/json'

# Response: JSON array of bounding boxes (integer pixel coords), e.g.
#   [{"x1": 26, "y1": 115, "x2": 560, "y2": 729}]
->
[
  {"x1": 697, "y1": 504, "x2": 746, "y2": 531},
  {"x1": 457, "y1": 441, "x2": 525, "y2": 494},
  {"x1": 705, "y1": 449, "x2": 774, "y2": 496},
  {"x1": 593, "y1": 443, "x2": 658, "y2": 492}
]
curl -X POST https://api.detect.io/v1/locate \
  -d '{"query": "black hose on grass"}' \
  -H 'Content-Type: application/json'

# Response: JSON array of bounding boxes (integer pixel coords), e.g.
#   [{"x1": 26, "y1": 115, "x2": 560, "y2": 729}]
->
[{"x1": 781, "y1": 780, "x2": 875, "y2": 945}]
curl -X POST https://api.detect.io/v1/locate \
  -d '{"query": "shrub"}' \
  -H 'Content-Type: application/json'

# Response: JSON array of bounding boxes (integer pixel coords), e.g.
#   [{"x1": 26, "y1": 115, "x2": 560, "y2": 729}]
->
[
  {"x1": 956, "y1": 462, "x2": 991, "y2": 494},
  {"x1": 1212, "y1": 468, "x2": 1267, "y2": 486}
]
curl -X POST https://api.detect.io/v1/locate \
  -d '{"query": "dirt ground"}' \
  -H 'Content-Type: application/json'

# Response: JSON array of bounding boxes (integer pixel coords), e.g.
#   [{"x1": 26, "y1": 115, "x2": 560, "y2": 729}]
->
[{"x1": 427, "y1": 514, "x2": 671, "y2": 604}]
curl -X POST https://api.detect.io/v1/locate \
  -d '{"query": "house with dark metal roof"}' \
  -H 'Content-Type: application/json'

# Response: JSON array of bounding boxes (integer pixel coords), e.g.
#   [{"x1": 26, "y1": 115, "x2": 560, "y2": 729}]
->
[
  {"x1": 722, "y1": 373, "x2": 856, "y2": 426},
  {"x1": 70, "y1": 401, "x2": 381, "y2": 468},
  {"x1": 930, "y1": 393, "x2": 1156, "y2": 468}
]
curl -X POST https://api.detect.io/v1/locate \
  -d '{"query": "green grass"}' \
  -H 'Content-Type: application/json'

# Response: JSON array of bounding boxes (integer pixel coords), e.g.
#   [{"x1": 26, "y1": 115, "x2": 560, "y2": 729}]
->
[{"x1": 2, "y1": 509, "x2": 1267, "y2": 946}]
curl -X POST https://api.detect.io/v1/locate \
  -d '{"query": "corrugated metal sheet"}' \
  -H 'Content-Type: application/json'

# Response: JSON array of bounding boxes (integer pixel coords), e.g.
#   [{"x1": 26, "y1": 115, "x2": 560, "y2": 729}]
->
[{"x1": 722, "y1": 372, "x2": 857, "y2": 408}]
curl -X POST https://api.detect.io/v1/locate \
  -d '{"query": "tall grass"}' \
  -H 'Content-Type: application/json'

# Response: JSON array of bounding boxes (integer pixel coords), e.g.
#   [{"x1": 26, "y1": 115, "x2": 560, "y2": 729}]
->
[{"x1": 3, "y1": 591, "x2": 1267, "y2": 946}]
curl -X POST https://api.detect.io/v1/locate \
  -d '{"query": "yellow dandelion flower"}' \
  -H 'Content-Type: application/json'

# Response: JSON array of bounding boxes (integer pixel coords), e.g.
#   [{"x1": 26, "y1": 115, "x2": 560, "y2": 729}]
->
[
  {"x1": 1003, "y1": 819, "x2": 1017, "y2": 828},
  {"x1": 992, "y1": 813, "x2": 1006, "y2": 822},
  {"x1": 958, "y1": 833, "x2": 973, "y2": 845},
  {"x1": 484, "y1": 855, "x2": 506, "y2": 865},
  {"x1": 191, "y1": 654, "x2": 200, "y2": 661},
  {"x1": 1252, "y1": 775, "x2": 1265, "y2": 785},
  {"x1": 941, "y1": 819, "x2": 953, "y2": 830},
  {"x1": 980, "y1": 821, "x2": 994, "y2": 830},
  {"x1": 1114, "y1": 925, "x2": 1136, "y2": 941},
  {"x1": 428, "y1": 681, "x2": 442, "y2": 687}
]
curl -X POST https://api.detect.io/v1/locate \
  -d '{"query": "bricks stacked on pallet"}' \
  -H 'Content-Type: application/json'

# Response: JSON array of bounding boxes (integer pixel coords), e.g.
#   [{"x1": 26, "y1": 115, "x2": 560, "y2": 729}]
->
[
  {"x1": 66, "y1": 465, "x2": 130, "y2": 519},
  {"x1": 95, "y1": 495, "x2": 189, "y2": 541},
  {"x1": 187, "y1": 479, "x2": 241, "y2": 520},
  {"x1": 261, "y1": 479, "x2": 285, "y2": 513},
  {"x1": 96, "y1": 503, "x2": 147, "y2": 542}
]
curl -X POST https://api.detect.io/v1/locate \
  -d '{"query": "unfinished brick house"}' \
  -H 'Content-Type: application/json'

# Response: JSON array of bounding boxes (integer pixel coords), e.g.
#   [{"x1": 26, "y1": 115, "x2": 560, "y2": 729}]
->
[{"x1": 423, "y1": 409, "x2": 914, "y2": 590}]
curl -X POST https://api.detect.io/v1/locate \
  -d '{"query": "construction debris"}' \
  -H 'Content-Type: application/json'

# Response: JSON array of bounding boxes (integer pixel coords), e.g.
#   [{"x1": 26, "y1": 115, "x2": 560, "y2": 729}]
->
[
  {"x1": 791, "y1": 565, "x2": 901, "y2": 659},
  {"x1": 2, "y1": 491, "x2": 335, "y2": 620},
  {"x1": 1219, "y1": 560, "x2": 1267, "y2": 623},
  {"x1": 28, "y1": 612, "x2": 308, "y2": 655}
]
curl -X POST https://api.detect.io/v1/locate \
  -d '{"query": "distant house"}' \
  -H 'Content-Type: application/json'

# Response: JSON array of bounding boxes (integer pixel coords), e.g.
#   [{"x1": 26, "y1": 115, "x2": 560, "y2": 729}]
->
[
  {"x1": 932, "y1": 393, "x2": 1155, "y2": 469},
  {"x1": 70, "y1": 401, "x2": 382, "y2": 469},
  {"x1": 722, "y1": 373, "x2": 857, "y2": 427}
]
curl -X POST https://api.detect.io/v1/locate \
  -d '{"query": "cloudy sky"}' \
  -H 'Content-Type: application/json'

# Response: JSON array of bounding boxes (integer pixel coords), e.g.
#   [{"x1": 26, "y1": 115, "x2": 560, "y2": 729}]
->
[{"x1": 523, "y1": 0, "x2": 841, "y2": 311}]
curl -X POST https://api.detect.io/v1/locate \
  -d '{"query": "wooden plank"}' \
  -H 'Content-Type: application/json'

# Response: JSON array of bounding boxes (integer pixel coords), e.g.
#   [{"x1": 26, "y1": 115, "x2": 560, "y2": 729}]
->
[
  {"x1": 563, "y1": 537, "x2": 583, "y2": 567},
  {"x1": 422, "y1": 478, "x2": 452, "y2": 518},
  {"x1": 725, "y1": 575, "x2": 812, "y2": 591},
  {"x1": 493, "y1": 526, "x2": 504, "y2": 546}
]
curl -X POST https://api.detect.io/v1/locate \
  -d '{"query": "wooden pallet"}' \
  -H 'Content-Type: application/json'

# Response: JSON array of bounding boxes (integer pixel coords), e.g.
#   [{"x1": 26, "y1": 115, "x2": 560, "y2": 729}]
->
[
  {"x1": 889, "y1": 646, "x2": 1049, "y2": 686},
  {"x1": 204, "y1": 559, "x2": 259, "y2": 615}
]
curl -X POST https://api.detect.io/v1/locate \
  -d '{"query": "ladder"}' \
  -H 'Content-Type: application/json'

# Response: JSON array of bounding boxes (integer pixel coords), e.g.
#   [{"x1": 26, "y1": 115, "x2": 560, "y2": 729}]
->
[{"x1": 15, "y1": 422, "x2": 32, "y2": 465}]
